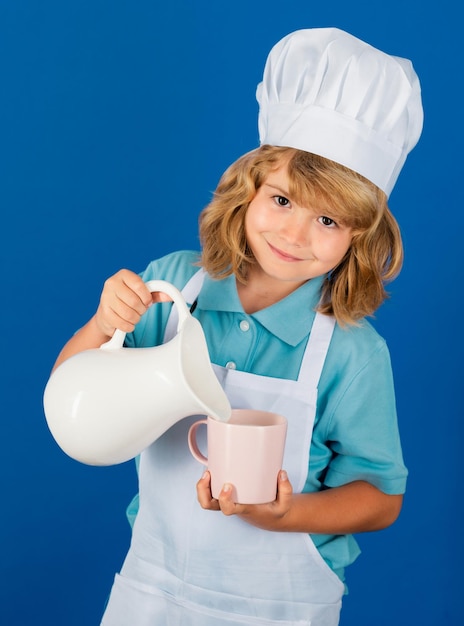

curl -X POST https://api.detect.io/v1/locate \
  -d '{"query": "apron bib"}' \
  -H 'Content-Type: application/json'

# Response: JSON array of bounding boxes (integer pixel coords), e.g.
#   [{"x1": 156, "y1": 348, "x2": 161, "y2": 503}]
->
[{"x1": 101, "y1": 271, "x2": 344, "y2": 625}]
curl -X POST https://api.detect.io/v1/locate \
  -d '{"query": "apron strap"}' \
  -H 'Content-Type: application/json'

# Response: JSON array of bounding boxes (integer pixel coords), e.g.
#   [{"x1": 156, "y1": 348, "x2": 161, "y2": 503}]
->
[
  {"x1": 163, "y1": 269, "x2": 207, "y2": 342},
  {"x1": 297, "y1": 312, "x2": 335, "y2": 385},
  {"x1": 164, "y1": 268, "x2": 335, "y2": 391}
]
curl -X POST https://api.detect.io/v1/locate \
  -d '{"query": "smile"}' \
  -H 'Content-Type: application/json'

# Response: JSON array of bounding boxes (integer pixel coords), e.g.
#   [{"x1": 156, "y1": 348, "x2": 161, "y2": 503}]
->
[{"x1": 268, "y1": 242, "x2": 304, "y2": 262}]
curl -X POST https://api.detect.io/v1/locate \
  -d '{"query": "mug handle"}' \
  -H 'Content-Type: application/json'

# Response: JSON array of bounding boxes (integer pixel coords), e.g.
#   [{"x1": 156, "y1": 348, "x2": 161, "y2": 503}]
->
[
  {"x1": 188, "y1": 419, "x2": 208, "y2": 465},
  {"x1": 100, "y1": 279, "x2": 190, "y2": 351}
]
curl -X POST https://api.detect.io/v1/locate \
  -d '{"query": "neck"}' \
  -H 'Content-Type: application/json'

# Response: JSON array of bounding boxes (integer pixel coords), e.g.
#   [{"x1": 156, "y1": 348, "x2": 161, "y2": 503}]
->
[{"x1": 236, "y1": 271, "x2": 307, "y2": 314}]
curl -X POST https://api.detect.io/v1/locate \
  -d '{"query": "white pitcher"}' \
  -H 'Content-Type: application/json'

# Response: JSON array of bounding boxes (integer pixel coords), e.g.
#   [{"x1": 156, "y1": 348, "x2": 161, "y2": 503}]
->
[{"x1": 43, "y1": 280, "x2": 231, "y2": 466}]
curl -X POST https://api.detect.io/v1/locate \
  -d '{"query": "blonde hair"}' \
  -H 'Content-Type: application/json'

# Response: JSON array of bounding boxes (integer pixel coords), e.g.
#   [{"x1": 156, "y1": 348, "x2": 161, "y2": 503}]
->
[{"x1": 199, "y1": 145, "x2": 403, "y2": 326}]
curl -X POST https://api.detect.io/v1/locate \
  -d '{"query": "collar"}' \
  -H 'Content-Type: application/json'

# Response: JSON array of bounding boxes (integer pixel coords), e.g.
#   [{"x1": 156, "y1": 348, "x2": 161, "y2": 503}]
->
[{"x1": 197, "y1": 273, "x2": 325, "y2": 347}]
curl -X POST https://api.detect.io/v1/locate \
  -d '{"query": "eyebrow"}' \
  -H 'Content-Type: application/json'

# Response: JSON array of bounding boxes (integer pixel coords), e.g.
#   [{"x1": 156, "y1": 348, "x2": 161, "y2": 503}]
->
[{"x1": 262, "y1": 182, "x2": 291, "y2": 197}]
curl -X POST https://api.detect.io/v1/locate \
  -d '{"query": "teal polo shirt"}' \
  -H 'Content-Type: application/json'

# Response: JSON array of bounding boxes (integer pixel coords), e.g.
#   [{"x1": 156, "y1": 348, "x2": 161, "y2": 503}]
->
[{"x1": 125, "y1": 250, "x2": 408, "y2": 583}]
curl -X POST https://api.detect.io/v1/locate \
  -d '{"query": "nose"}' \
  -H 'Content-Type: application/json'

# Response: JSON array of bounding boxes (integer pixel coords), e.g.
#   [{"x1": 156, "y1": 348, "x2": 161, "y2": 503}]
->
[{"x1": 279, "y1": 210, "x2": 311, "y2": 247}]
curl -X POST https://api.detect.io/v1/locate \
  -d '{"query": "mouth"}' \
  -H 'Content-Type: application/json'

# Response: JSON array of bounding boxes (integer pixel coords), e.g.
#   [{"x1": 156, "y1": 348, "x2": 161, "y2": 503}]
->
[{"x1": 268, "y1": 242, "x2": 304, "y2": 262}]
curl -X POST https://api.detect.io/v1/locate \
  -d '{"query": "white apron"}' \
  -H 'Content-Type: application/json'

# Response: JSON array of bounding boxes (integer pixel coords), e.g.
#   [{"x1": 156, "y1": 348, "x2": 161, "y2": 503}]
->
[{"x1": 101, "y1": 270, "x2": 344, "y2": 625}]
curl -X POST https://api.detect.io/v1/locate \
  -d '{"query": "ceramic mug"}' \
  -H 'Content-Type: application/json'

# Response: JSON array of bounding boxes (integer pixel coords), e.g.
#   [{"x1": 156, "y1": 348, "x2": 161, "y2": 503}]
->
[{"x1": 188, "y1": 409, "x2": 287, "y2": 504}]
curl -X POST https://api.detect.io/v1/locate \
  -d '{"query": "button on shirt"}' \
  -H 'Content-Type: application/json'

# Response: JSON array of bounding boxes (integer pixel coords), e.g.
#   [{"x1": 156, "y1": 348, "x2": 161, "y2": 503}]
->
[
  {"x1": 195, "y1": 265, "x2": 325, "y2": 379},
  {"x1": 239, "y1": 320, "x2": 250, "y2": 332},
  {"x1": 125, "y1": 250, "x2": 408, "y2": 582}
]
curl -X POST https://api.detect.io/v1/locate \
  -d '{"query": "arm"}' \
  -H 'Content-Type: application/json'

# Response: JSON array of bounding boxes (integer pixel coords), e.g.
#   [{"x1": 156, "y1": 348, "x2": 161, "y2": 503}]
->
[
  {"x1": 197, "y1": 470, "x2": 403, "y2": 534},
  {"x1": 52, "y1": 269, "x2": 161, "y2": 371}
]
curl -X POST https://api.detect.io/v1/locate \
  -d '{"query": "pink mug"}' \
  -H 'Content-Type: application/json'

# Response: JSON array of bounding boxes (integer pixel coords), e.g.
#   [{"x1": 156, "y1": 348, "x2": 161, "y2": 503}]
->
[{"x1": 188, "y1": 409, "x2": 287, "y2": 504}]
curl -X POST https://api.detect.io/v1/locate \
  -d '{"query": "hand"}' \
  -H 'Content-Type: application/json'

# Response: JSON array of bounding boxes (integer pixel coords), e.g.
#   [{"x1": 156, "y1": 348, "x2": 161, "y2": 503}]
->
[
  {"x1": 94, "y1": 269, "x2": 171, "y2": 338},
  {"x1": 197, "y1": 471, "x2": 403, "y2": 534},
  {"x1": 51, "y1": 268, "x2": 173, "y2": 371},
  {"x1": 196, "y1": 470, "x2": 294, "y2": 531}
]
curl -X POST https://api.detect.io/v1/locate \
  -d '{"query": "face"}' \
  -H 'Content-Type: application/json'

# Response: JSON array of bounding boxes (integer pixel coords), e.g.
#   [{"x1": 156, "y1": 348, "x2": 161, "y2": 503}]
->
[{"x1": 244, "y1": 164, "x2": 353, "y2": 293}]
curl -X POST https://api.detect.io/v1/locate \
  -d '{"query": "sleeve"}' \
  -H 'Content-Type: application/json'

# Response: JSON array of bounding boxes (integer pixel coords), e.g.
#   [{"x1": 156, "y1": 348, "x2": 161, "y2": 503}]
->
[{"x1": 322, "y1": 340, "x2": 408, "y2": 495}]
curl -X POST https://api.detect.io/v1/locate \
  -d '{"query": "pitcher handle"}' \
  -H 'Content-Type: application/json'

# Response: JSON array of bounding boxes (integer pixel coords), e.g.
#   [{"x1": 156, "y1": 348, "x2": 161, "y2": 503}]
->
[{"x1": 101, "y1": 279, "x2": 190, "y2": 351}]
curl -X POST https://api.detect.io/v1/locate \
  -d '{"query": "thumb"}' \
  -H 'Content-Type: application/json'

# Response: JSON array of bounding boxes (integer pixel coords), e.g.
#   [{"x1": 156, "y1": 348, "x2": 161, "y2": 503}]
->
[{"x1": 276, "y1": 470, "x2": 293, "y2": 503}]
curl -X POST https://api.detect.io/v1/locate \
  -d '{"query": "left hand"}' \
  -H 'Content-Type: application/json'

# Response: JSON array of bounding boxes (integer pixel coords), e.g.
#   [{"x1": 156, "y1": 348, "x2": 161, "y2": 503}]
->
[{"x1": 196, "y1": 469, "x2": 294, "y2": 531}]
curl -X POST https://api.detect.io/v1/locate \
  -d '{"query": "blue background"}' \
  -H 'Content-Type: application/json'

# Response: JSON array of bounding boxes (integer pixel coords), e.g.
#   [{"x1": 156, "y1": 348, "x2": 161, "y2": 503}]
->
[{"x1": 0, "y1": 1, "x2": 461, "y2": 624}]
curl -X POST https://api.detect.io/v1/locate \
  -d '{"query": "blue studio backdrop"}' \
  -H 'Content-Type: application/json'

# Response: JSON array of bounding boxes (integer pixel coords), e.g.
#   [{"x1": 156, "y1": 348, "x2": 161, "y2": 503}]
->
[{"x1": 1, "y1": 2, "x2": 461, "y2": 625}]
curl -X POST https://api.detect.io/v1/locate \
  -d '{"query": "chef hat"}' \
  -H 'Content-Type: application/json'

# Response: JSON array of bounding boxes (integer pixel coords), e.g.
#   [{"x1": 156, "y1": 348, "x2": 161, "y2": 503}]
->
[{"x1": 256, "y1": 28, "x2": 423, "y2": 196}]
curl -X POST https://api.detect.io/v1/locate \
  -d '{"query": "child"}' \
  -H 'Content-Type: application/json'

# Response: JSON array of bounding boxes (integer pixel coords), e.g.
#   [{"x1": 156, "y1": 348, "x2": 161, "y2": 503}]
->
[{"x1": 52, "y1": 28, "x2": 423, "y2": 625}]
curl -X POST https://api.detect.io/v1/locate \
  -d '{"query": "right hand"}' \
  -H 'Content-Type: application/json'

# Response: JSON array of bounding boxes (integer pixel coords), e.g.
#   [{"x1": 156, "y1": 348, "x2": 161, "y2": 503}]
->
[{"x1": 94, "y1": 269, "x2": 171, "y2": 338}]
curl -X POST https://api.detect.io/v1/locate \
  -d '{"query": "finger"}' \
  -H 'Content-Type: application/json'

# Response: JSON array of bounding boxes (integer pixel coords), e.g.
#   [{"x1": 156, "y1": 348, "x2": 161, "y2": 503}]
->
[
  {"x1": 275, "y1": 470, "x2": 293, "y2": 505},
  {"x1": 196, "y1": 471, "x2": 220, "y2": 511},
  {"x1": 100, "y1": 271, "x2": 152, "y2": 330},
  {"x1": 117, "y1": 270, "x2": 153, "y2": 311},
  {"x1": 217, "y1": 483, "x2": 244, "y2": 516},
  {"x1": 150, "y1": 291, "x2": 173, "y2": 304},
  {"x1": 98, "y1": 295, "x2": 144, "y2": 334}
]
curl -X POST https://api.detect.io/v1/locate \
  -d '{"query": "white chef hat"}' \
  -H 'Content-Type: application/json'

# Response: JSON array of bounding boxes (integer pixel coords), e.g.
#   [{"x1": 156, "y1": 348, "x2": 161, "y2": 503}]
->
[{"x1": 256, "y1": 28, "x2": 423, "y2": 197}]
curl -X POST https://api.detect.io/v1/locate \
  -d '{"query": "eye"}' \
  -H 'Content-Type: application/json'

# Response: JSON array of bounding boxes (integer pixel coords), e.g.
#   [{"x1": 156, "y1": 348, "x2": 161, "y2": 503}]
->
[
  {"x1": 273, "y1": 195, "x2": 290, "y2": 207},
  {"x1": 318, "y1": 216, "x2": 336, "y2": 228}
]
